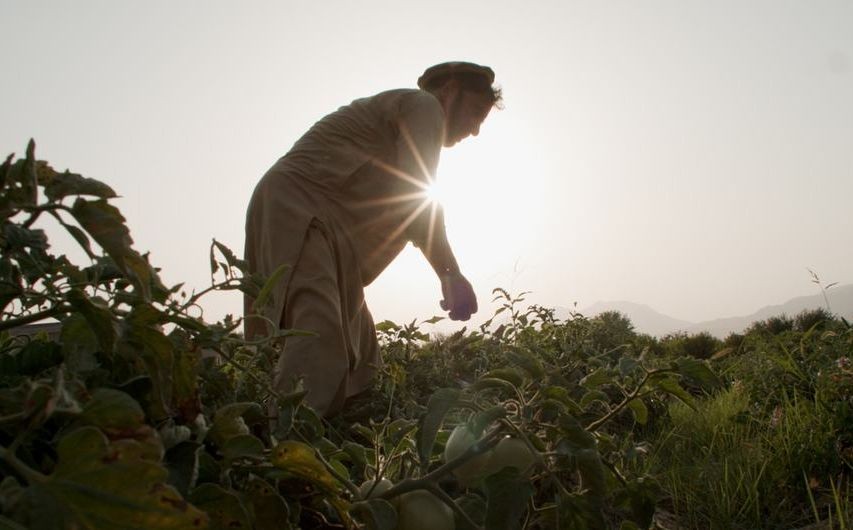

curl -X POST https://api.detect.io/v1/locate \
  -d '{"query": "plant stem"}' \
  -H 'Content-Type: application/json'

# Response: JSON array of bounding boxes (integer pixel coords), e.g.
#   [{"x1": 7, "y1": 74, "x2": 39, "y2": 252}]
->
[
  {"x1": 0, "y1": 412, "x2": 25, "y2": 424},
  {"x1": 291, "y1": 430, "x2": 360, "y2": 497},
  {"x1": 0, "y1": 306, "x2": 65, "y2": 332},
  {"x1": 585, "y1": 370, "x2": 656, "y2": 432},
  {"x1": 379, "y1": 428, "x2": 504, "y2": 506},
  {"x1": 0, "y1": 444, "x2": 47, "y2": 485},
  {"x1": 210, "y1": 345, "x2": 283, "y2": 402}
]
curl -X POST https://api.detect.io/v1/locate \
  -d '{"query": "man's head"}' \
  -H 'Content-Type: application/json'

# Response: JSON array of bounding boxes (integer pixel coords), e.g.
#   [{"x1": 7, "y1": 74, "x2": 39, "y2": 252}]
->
[{"x1": 418, "y1": 62, "x2": 502, "y2": 147}]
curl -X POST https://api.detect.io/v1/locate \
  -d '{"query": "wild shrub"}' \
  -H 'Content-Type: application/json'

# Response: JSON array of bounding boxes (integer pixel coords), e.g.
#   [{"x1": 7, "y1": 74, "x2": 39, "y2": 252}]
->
[
  {"x1": 793, "y1": 307, "x2": 834, "y2": 333},
  {"x1": 658, "y1": 331, "x2": 722, "y2": 361}
]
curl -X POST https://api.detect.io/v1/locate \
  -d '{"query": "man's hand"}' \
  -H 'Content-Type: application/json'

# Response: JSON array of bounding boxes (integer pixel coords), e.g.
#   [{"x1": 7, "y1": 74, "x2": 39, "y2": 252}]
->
[{"x1": 439, "y1": 273, "x2": 478, "y2": 321}]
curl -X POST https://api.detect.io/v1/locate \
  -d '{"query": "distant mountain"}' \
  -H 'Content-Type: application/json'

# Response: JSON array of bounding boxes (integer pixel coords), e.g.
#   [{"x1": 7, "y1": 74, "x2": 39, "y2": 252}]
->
[
  {"x1": 563, "y1": 301, "x2": 695, "y2": 337},
  {"x1": 685, "y1": 284, "x2": 853, "y2": 337},
  {"x1": 559, "y1": 284, "x2": 853, "y2": 338}
]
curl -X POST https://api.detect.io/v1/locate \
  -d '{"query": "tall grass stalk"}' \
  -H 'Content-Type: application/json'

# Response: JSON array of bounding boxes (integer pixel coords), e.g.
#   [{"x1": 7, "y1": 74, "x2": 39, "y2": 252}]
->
[{"x1": 638, "y1": 381, "x2": 846, "y2": 529}]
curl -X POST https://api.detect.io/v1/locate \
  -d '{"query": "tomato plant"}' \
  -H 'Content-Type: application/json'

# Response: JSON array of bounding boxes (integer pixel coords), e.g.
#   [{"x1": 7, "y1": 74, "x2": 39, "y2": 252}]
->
[{"x1": 0, "y1": 142, "x2": 726, "y2": 529}]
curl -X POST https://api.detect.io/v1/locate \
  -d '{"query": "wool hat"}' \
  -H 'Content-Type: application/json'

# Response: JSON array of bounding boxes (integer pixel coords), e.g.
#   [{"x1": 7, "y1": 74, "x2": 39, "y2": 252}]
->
[{"x1": 417, "y1": 62, "x2": 495, "y2": 89}]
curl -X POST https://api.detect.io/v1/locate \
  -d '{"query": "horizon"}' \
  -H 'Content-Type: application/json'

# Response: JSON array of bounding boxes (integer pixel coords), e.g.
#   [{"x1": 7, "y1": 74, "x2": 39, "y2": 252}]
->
[{"x1": 2, "y1": 2, "x2": 851, "y2": 332}]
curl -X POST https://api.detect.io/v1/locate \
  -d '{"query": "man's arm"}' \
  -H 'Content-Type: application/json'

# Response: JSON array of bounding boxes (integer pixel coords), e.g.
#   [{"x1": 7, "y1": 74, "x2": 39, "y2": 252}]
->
[
  {"x1": 413, "y1": 208, "x2": 477, "y2": 321},
  {"x1": 395, "y1": 92, "x2": 478, "y2": 321}
]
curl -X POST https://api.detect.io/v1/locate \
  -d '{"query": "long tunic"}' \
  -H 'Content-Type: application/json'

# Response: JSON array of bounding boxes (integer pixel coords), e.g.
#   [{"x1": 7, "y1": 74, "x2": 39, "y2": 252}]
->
[{"x1": 244, "y1": 88, "x2": 447, "y2": 409}]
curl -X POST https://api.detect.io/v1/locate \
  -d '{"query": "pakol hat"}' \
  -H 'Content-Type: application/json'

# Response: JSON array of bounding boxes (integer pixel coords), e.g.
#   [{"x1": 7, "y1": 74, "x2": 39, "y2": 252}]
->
[{"x1": 417, "y1": 61, "x2": 495, "y2": 89}]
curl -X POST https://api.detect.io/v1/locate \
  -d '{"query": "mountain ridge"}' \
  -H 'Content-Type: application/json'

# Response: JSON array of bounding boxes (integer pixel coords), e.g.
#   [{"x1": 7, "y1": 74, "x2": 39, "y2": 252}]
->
[{"x1": 557, "y1": 284, "x2": 853, "y2": 338}]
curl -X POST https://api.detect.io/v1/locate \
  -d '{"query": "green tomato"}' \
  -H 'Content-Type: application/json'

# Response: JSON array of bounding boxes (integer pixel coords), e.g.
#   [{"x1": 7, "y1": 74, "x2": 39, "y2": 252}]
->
[
  {"x1": 444, "y1": 425, "x2": 490, "y2": 482},
  {"x1": 484, "y1": 437, "x2": 536, "y2": 477},
  {"x1": 395, "y1": 490, "x2": 454, "y2": 530},
  {"x1": 358, "y1": 478, "x2": 393, "y2": 500}
]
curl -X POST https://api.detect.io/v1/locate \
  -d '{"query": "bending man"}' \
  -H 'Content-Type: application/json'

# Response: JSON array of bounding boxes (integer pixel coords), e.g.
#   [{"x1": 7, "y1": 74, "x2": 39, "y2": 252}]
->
[{"x1": 244, "y1": 62, "x2": 501, "y2": 416}]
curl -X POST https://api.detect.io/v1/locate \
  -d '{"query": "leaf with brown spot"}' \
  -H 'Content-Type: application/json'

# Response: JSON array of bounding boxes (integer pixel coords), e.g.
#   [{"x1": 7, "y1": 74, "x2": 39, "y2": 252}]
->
[{"x1": 23, "y1": 427, "x2": 208, "y2": 529}]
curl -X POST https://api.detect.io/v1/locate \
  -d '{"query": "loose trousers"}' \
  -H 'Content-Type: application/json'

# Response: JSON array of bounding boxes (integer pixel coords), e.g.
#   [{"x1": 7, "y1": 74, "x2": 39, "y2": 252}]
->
[{"x1": 273, "y1": 222, "x2": 380, "y2": 416}]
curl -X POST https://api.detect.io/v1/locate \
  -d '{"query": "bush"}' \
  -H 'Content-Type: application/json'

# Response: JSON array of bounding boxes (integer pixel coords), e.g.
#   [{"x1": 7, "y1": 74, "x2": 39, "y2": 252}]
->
[
  {"x1": 793, "y1": 307, "x2": 834, "y2": 333},
  {"x1": 658, "y1": 331, "x2": 722, "y2": 360}
]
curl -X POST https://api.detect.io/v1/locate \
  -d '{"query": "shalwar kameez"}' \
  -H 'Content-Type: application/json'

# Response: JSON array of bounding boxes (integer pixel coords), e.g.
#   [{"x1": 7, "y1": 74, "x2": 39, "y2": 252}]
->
[{"x1": 244, "y1": 89, "x2": 448, "y2": 415}]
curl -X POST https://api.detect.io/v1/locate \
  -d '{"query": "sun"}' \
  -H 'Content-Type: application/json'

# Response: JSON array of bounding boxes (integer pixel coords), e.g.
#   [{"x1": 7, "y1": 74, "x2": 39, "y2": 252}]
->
[{"x1": 425, "y1": 178, "x2": 448, "y2": 205}]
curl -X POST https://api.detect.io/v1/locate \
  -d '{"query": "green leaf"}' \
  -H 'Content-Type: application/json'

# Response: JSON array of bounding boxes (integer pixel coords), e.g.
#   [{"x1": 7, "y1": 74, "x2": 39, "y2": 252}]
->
[
  {"x1": 375, "y1": 320, "x2": 400, "y2": 333},
  {"x1": 164, "y1": 441, "x2": 201, "y2": 497},
  {"x1": 552, "y1": 492, "x2": 606, "y2": 529},
  {"x1": 244, "y1": 476, "x2": 292, "y2": 530},
  {"x1": 557, "y1": 416, "x2": 596, "y2": 450},
  {"x1": 222, "y1": 434, "x2": 264, "y2": 462},
  {"x1": 208, "y1": 242, "x2": 219, "y2": 275},
  {"x1": 251, "y1": 262, "x2": 289, "y2": 313},
  {"x1": 624, "y1": 476, "x2": 663, "y2": 527},
  {"x1": 44, "y1": 171, "x2": 117, "y2": 201},
  {"x1": 618, "y1": 356, "x2": 640, "y2": 376},
  {"x1": 195, "y1": 451, "x2": 220, "y2": 486},
  {"x1": 16, "y1": 339, "x2": 62, "y2": 375},
  {"x1": 1, "y1": 224, "x2": 47, "y2": 251},
  {"x1": 269, "y1": 441, "x2": 339, "y2": 493},
  {"x1": 626, "y1": 398, "x2": 648, "y2": 425},
  {"x1": 652, "y1": 376, "x2": 696, "y2": 409},
  {"x1": 471, "y1": 406, "x2": 507, "y2": 435},
  {"x1": 22, "y1": 140, "x2": 37, "y2": 205},
  {"x1": 25, "y1": 427, "x2": 208, "y2": 529},
  {"x1": 483, "y1": 468, "x2": 532, "y2": 530},
  {"x1": 79, "y1": 388, "x2": 145, "y2": 431},
  {"x1": 342, "y1": 441, "x2": 368, "y2": 469},
  {"x1": 294, "y1": 404, "x2": 325, "y2": 441},
  {"x1": 351, "y1": 499, "x2": 397, "y2": 530},
  {"x1": 580, "y1": 367, "x2": 612, "y2": 388},
  {"x1": 211, "y1": 239, "x2": 246, "y2": 271},
  {"x1": 121, "y1": 305, "x2": 176, "y2": 421},
  {"x1": 481, "y1": 367, "x2": 525, "y2": 387},
  {"x1": 543, "y1": 386, "x2": 583, "y2": 414},
  {"x1": 580, "y1": 390, "x2": 609, "y2": 407},
  {"x1": 70, "y1": 198, "x2": 133, "y2": 259},
  {"x1": 189, "y1": 483, "x2": 250, "y2": 530},
  {"x1": 674, "y1": 357, "x2": 722, "y2": 390},
  {"x1": 576, "y1": 448, "x2": 608, "y2": 498},
  {"x1": 67, "y1": 288, "x2": 116, "y2": 354},
  {"x1": 123, "y1": 252, "x2": 164, "y2": 302},
  {"x1": 208, "y1": 402, "x2": 261, "y2": 448},
  {"x1": 70, "y1": 198, "x2": 165, "y2": 301},
  {"x1": 0, "y1": 152, "x2": 12, "y2": 190},
  {"x1": 171, "y1": 349, "x2": 201, "y2": 423},
  {"x1": 60, "y1": 313, "x2": 101, "y2": 372},
  {"x1": 455, "y1": 494, "x2": 486, "y2": 530},
  {"x1": 417, "y1": 388, "x2": 460, "y2": 471},
  {"x1": 506, "y1": 348, "x2": 544, "y2": 378}
]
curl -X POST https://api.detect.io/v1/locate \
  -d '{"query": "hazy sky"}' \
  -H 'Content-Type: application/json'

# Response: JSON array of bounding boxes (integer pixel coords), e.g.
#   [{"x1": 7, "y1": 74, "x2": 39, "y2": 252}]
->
[{"x1": 2, "y1": 1, "x2": 851, "y2": 333}]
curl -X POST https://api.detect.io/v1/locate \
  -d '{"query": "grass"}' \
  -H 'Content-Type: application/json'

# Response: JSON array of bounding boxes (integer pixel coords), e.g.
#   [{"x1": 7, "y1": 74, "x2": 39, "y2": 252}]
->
[{"x1": 636, "y1": 384, "x2": 850, "y2": 529}]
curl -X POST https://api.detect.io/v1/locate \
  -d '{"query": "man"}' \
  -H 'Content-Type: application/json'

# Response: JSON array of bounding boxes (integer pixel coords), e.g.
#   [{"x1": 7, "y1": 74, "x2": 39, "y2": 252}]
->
[{"x1": 244, "y1": 62, "x2": 501, "y2": 416}]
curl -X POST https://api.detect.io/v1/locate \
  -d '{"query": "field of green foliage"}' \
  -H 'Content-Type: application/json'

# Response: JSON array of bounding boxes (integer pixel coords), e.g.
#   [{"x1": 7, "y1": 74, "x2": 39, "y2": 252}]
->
[{"x1": 1, "y1": 142, "x2": 850, "y2": 529}]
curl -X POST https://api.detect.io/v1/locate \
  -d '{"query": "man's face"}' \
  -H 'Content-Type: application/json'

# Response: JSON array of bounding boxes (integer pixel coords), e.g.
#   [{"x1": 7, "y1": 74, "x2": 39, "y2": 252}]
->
[{"x1": 443, "y1": 89, "x2": 493, "y2": 147}]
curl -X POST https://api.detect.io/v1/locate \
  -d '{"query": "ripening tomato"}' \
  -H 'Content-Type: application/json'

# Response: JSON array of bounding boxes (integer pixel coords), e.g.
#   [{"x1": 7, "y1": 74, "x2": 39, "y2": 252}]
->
[
  {"x1": 358, "y1": 478, "x2": 393, "y2": 500},
  {"x1": 394, "y1": 490, "x2": 454, "y2": 530},
  {"x1": 443, "y1": 425, "x2": 491, "y2": 482},
  {"x1": 483, "y1": 437, "x2": 536, "y2": 477}
]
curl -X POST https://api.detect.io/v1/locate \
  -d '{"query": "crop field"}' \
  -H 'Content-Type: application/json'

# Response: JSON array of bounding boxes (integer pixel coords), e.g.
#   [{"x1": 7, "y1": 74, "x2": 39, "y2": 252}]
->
[{"x1": 1, "y1": 144, "x2": 850, "y2": 529}]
